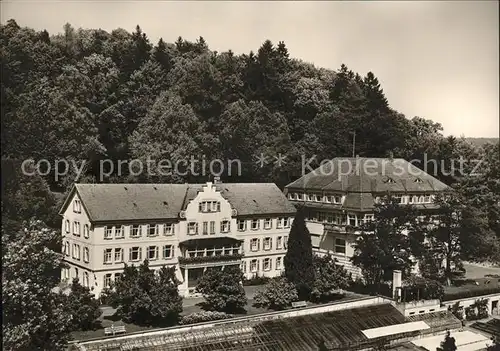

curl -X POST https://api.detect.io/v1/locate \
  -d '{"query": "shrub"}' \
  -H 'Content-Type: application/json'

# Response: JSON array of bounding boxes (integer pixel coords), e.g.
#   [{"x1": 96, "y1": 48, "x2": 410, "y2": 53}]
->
[
  {"x1": 179, "y1": 311, "x2": 233, "y2": 325},
  {"x1": 253, "y1": 277, "x2": 298, "y2": 310},
  {"x1": 196, "y1": 266, "x2": 247, "y2": 312},
  {"x1": 243, "y1": 274, "x2": 270, "y2": 286},
  {"x1": 449, "y1": 302, "x2": 463, "y2": 321}
]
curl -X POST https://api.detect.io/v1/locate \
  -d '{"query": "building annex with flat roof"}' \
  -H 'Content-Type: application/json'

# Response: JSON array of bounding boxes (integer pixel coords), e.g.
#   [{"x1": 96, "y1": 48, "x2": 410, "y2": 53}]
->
[
  {"x1": 284, "y1": 157, "x2": 449, "y2": 277},
  {"x1": 70, "y1": 295, "x2": 463, "y2": 351},
  {"x1": 59, "y1": 181, "x2": 296, "y2": 297}
]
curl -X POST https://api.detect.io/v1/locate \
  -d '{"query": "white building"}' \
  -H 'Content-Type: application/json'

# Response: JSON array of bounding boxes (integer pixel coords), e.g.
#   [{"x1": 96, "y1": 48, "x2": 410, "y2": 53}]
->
[
  {"x1": 59, "y1": 181, "x2": 296, "y2": 297},
  {"x1": 284, "y1": 157, "x2": 449, "y2": 277}
]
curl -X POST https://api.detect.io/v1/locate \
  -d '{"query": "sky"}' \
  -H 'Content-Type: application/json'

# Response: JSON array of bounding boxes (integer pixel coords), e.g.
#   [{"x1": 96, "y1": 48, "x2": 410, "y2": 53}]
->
[{"x1": 1, "y1": 0, "x2": 499, "y2": 138}]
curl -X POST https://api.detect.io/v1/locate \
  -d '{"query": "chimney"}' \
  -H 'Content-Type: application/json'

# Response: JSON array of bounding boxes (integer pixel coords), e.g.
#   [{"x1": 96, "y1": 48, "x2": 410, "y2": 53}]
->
[{"x1": 392, "y1": 270, "x2": 402, "y2": 301}]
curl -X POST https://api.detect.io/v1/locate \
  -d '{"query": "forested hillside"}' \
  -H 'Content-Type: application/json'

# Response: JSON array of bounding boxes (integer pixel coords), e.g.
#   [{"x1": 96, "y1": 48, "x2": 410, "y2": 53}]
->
[{"x1": 1, "y1": 20, "x2": 499, "y2": 232}]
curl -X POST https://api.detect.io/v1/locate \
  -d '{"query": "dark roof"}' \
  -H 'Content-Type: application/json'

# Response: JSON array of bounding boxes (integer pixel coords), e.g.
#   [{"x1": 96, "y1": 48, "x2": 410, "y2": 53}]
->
[
  {"x1": 61, "y1": 183, "x2": 295, "y2": 222},
  {"x1": 286, "y1": 158, "x2": 448, "y2": 193},
  {"x1": 286, "y1": 158, "x2": 448, "y2": 211}
]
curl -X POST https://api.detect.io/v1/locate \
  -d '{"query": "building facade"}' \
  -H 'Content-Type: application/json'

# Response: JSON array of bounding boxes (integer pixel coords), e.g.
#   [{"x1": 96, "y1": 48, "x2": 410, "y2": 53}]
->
[
  {"x1": 59, "y1": 181, "x2": 296, "y2": 297},
  {"x1": 284, "y1": 157, "x2": 448, "y2": 277}
]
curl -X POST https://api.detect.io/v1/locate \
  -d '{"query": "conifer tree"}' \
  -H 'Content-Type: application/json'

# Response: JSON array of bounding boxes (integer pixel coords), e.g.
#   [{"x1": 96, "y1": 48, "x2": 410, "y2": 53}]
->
[{"x1": 284, "y1": 206, "x2": 315, "y2": 299}]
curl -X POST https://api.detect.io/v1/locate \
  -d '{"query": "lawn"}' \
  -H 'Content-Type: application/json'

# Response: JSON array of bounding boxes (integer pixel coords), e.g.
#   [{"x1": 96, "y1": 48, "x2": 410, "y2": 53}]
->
[{"x1": 71, "y1": 285, "x2": 268, "y2": 341}]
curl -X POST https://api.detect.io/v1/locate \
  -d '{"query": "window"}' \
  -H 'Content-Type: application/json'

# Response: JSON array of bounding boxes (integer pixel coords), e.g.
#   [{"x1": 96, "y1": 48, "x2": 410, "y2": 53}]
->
[
  {"x1": 148, "y1": 246, "x2": 158, "y2": 260},
  {"x1": 415, "y1": 178, "x2": 423, "y2": 183},
  {"x1": 65, "y1": 219, "x2": 70, "y2": 233},
  {"x1": 364, "y1": 214, "x2": 374, "y2": 222},
  {"x1": 264, "y1": 218, "x2": 272, "y2": 229},
  {"x1": 148, "y1": 224, "x2": 158, "y2": 237},
  {"x1": 103, "y1": 274, "x2": 112, "y2": 288},
  {"x1": 250, "y1": 259, "x2": 259, "y2": 273},
  {"x1": 314, "y1": 194, "x2": 322, "y2": 202},
  {"x1": 64, "y1": 241, "x2": 70, "y2": 256},
  {"x1": 62, "y1": 268, "x2": 70, "y2": 280},
  {"x1": 83, "y1": 272, "x2": 89, "y2": 287},
  {"x1": 131, "y1": 225, "x2": 142, "y2": 238},
  {"x1": 220, "y1": 220, "x2": 230, "y2": 233},
  {"x1": 241, "y1": 261, "x2": 247, "y2": 273},
  {"x1": 288, "y1": 193, "x2": 295, "y2": 200},
  {"x1": 277, "y1": 217, "x2": 291, "y2": 229},
  {"x1": 263, "y1": 237, "x2": 272, "y2": 250},
  {"x1": 83, "y1": 224, "x2": 90, "y2": 238},
  {"x1": 423, "y1": 195, "x2": 431, "y2": 203},
  {"x1": 277, "y1": 217, "x2": 283, "y2": 229},
  {"x1": 103, "y1": 249, "x2": 113, "y2": 264},
  {"x1": 210, "y1": 221, "x2": 216, "y2": 235},
  {"x1": 73, "y1": 221, "x2": 81, "y2": 236},
  {"x1": 83, "y1": 247, "x2": 89, "y2": 263},
  {"x1": 348, "y1": 214, "x2": 357, "y2": 226},
  {"x1": 114, "y1": 248, "x2": 123, "y2": 263},
  {"x1": 276, "y1": 257, "x2": 282, "y2": 270},
  {"x1": 104, "y1": 226, "x2": 113, "y2": 239},
  {"x1": 393, "y1": 195, "x2": 402, "y2": 204},
  {"x1": 324, "y1": 195, "x2": 331, "y2": 203},
  {"x1": 129, "y1": 247, "x2": 141, "y2": 261},
  {"x1": 115, "y1": 225, "x2": 124, "y2": 239},
  {"x1": 263, "y1": 258, "x2": 271, "y2": 271},
  {"x1": 237, "y1": 219, "x2": 247, "y2": 231},
  {"x1": 187, "y1": 222, "x2": 198, "y2": 235},
  {"x1": 199, "y1": 201, "x2": 221, "y2": 213},
  {"x1": 163, "y1": 245, "x2": 173, "y2": 259},
  {"x1": 276, "y1": 236, "x2": 283, "y2": 250},
  {"x1": 250, "y1": 238, "x2": 259, "y2": 252},
  {"x1": 202, "y1": 222, "x2": 208, "y2": 235},
  {"x1": 251, "y1": 219, "x2": 260, "y2": 230},
  {"x1": 386, "y1": 177, "x2": 396, "y2": 184},
  {"x1": 335, "y1": 238, "x2": 346, "y2": 254},
  {"x1": 318, "y1": 212, "x2": 325, "y2": 222},
  {"x1": 164, "y1": 223, "x2": 174, "y2": 236},
  {"x1": 306, "y1": 194, "x2": 314, "y2": 201},
  {"x1": 284, "y1": 236, "x2": 288, "y2": 249},
  {"x1": 74, "y1": 268, "x2": 79, "y2": 279},
  {"x1": 72, "y1": 244, "x2": 80, "y2": 260},
  {"x1": 296, "y1": 193, "x2": 303, "y2": 201},
  {"x1": 419, "y1": 196, "x2": 425, "y2": 203},
  {"x1": 73, "y1": 199, "x2": 81, "y2": 213},
  {"x1": 115, "y1": 273, "x2": 122, "y2": 282}
]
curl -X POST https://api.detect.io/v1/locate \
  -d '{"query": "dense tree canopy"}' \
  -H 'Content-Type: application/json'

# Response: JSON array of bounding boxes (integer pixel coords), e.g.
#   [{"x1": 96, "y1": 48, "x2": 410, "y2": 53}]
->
[{"x1": 4, "y1": 19, "x2": 494, "y2": 193}]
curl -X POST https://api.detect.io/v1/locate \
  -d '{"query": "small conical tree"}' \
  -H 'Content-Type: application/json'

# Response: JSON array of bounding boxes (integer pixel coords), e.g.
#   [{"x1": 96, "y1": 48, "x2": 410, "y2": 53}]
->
[
  {"x1": 284, "y1": 206, "x2": 314, "y2": 299},
  {"x1": 437, "y1": 331, "x2": 457, "y2": 351}
]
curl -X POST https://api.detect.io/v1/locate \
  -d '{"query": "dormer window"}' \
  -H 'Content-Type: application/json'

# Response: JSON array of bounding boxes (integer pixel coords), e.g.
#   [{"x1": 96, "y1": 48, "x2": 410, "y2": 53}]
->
[
  {"x1": 385, "y1": 177, "x2": 396, "y2": 184},
  {"x1": 415, "y1": 178, "x2": 423, "y2": 183}
]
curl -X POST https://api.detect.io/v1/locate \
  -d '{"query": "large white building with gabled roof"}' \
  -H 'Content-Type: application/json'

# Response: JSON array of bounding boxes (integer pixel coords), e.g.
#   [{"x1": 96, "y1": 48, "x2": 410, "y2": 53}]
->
[
  {"x1": 284, "y1": 157, "x2": 449, "y2": 277},
  {"x1": 59, "y1": 181, "x2": 296, "y2": 297}
]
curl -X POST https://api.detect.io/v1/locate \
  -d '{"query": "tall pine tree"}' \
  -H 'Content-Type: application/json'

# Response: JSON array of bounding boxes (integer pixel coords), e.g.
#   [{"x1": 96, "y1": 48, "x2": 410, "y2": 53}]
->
[{"x1": 284, "y1": 206, "x2": 314, "y2": 299}]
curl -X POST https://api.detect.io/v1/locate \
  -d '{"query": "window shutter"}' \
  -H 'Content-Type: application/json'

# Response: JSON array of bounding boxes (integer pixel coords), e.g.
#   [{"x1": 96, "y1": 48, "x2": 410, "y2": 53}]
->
[
  {"x1": 228, "y1": 222, "x2": 231, "y2": 232},
  {"x1": 217, "y1": 202, "x2": 221, "y2": 212},
  {"x1": 257, "y1": 239, "x2": 261, "y2": 250},
  {"x1": 195, "y1": 223, "x2": 199, "y2": 234}
]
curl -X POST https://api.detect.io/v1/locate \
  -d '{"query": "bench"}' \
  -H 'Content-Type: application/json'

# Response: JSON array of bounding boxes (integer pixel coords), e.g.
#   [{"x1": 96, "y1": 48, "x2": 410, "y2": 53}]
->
[
  {"x1": 104, "y1": 325, "x2": 126, "y2": 336},
  {"x1": 291, "y1": 301, "x2": 308, "y2": 308}
]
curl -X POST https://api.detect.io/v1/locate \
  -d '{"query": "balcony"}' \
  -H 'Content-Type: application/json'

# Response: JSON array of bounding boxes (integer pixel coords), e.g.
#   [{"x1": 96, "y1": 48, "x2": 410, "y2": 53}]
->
[
  {"x1": 323, "y1": 223, "x2": 361, "y2": 235},
  {"x1": 178, "y1": 253, "x2": 244, "y2": 268}
]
